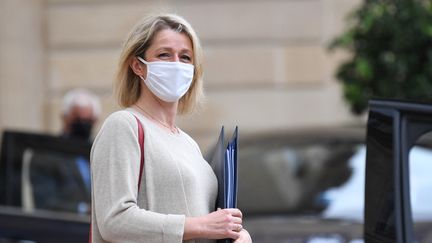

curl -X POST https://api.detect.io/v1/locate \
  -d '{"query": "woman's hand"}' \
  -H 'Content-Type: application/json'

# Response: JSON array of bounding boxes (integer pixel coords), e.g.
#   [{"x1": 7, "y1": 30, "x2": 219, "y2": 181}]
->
[
  {"x1": 184, "y1": 208, "x2": 243, "y2": 240},
  {"x1": 234, "y1": 229, "x2": 252, "y2": 243}
]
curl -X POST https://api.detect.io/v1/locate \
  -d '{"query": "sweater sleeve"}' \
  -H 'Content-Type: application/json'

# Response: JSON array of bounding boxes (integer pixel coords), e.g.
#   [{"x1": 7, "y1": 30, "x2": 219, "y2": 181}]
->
[{"x1": 91, "y1": 111, "x2": 185, "y2": 242}]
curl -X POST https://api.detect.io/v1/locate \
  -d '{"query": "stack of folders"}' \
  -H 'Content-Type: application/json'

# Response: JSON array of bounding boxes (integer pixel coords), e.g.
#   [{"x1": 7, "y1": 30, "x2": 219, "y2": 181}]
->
[{"x1": 210, "y1": 126, "x2": 238, "y2": 243}]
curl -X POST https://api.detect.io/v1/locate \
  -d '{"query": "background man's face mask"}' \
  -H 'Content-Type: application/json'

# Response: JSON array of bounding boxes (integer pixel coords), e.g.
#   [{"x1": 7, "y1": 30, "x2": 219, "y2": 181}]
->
[
  {"x1": 70, "y1": 119, "x2": 93, "y2": 140},
  {"x1": 137, "y1": 56, "x2": 194, "y2": 102}
]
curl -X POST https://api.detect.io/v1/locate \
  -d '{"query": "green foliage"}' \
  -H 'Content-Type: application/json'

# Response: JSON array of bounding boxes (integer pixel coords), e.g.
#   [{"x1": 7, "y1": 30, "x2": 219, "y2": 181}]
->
[{"x1": 330, "y1": 0, "x2": 432, "y2": 114}]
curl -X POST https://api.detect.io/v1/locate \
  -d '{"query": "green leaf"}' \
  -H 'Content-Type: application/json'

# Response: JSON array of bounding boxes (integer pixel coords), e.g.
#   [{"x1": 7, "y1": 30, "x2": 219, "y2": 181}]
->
[{"x1": 355, "y1": 58, "x2": 373, "y2": 80}]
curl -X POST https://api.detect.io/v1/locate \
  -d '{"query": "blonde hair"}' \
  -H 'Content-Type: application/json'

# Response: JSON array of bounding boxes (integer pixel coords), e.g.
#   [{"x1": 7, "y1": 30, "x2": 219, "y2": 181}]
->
[{"x1": 115, "y1": 13, "x2": 204, "y2": 114}]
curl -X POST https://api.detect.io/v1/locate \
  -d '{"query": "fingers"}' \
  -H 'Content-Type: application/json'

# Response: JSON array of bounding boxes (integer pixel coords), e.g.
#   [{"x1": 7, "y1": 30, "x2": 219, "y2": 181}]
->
[
  {"x1": 218, "y1": 208, "x2": 243, "y2": 224},
  {"x1": 232, "y1": 223, "x2": 242, "y2": 232},
  {"x1": 223, "y1": 208, "x2": 243, "y2": 219},
  {"x1": 222, "y1": 208, "x2": 243, "y2": 234},
  {"x1": 231, "y1": 216, "x2": 242, "y2": 224},
  {"x1": 202, "y1": 208, "x2": 244, "y2": 240}
]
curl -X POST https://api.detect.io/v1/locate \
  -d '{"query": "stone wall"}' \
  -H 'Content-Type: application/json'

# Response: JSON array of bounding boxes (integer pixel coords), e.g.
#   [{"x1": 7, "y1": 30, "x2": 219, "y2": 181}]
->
[{"x1": 0, "y1": 0, "x2": 362, "y2": 151}]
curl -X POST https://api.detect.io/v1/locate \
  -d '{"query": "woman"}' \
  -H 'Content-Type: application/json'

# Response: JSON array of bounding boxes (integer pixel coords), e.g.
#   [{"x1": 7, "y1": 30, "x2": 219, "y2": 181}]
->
[{"x1": 90, "y1": 14, "x2": 252, "y2": 243}]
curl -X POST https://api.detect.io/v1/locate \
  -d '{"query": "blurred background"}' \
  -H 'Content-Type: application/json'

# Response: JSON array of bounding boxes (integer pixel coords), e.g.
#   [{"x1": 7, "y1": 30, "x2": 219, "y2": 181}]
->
[
  {"x1": 0, "y1": 0, "x2": 362, "y2": 149},
  {"x1": 2, "y1": 0, "x2": 432, "y2": 242}
]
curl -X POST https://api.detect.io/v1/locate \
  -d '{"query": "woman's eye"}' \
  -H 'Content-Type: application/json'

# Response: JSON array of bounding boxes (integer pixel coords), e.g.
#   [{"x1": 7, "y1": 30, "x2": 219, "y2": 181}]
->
[
  {"x1": 158, "y1": 53, "x2": 170, "y2": 58},
  {"x1": 181, "y1": 55, "x2": 191, "y2": 62}
]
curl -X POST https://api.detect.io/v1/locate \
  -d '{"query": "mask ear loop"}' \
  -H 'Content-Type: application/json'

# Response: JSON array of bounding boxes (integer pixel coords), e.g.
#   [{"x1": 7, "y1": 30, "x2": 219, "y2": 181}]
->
[
  {"x1": 137, "y1": 56, "x2": 148, "y2": 64},
  {"x1": 136, "y1": 56, "x2": 148, "y2": 81}
]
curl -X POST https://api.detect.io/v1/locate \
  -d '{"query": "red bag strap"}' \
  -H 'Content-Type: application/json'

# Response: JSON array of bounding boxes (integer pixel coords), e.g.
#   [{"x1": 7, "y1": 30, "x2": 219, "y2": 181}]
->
[
  {"x1": 134, "y1": 115, "x2": 145, "y2": 190},
  {"x1": 89, "y1": 115, "x2": 145, "y2": 243}
]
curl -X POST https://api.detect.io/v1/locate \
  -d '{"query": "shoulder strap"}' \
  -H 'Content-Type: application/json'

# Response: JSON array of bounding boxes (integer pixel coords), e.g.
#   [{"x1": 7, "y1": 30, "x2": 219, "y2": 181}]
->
[{"x1": 134, "y1": 115, "x2": 145, "y2": 190}]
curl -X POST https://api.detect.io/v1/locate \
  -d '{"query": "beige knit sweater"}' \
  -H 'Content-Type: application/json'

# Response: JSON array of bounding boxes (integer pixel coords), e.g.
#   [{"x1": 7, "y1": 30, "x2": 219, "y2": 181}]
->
[{"x1": 90, "y1": 108, "x2": 218, "y2": 243}]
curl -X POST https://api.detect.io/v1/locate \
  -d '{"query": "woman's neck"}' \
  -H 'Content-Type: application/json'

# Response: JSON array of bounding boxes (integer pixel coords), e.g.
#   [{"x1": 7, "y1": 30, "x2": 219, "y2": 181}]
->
[{"x1": 134, "y1": 90, "x2": 178, "y2": 128}]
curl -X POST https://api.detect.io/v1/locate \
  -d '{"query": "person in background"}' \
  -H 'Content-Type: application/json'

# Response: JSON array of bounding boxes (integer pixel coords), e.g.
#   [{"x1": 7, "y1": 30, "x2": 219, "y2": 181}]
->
[
  {"x1": 90, "y1": 13, "x2": 252, "y2": 242},
  {"x1": 28, "y1": 88, "x2": 102, "y2": 213},
  {"x1": 61, "y1": 88, "x2": 101, "y2": 141},
  {"x1": 20, "y1": 89, "x2": 100, "y2": 214}
]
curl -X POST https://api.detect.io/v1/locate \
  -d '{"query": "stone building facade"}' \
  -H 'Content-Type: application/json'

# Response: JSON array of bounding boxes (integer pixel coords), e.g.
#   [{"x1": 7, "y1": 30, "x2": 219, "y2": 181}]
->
[{"x1": 0, "y1": 0, "x2": 362, "y2": 151}]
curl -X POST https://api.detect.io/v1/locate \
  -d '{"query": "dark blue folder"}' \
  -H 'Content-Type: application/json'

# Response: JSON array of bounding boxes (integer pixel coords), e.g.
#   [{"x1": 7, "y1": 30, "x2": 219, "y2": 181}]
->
[{"x1": 210, "y1": 126, "x2": 238, "y2": 243}]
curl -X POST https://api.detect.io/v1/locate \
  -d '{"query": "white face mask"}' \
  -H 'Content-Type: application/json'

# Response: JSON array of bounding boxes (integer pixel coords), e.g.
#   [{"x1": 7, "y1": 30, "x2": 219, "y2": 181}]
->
[{"x1": 137, "y1": 57, "x2": 194, "y2": 102}]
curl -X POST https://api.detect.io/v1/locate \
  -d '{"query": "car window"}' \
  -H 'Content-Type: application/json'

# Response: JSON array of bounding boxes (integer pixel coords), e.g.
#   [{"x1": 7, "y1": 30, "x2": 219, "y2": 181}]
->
[
  {"x1": 238, "y1": 140, "x2": 361, "y2": 215},
  {"x1": 239, "y1": 141, "x2": 432, "y2": 223},
  {"x1": 409, "y1": 146, "x2": 432, "y2": 242},
  {"x1": 322, "y1": 144, "x2": 432, "y2": 226},
  {"x1": 322, "y1": 145, "x2": 365, "y2": 221}
]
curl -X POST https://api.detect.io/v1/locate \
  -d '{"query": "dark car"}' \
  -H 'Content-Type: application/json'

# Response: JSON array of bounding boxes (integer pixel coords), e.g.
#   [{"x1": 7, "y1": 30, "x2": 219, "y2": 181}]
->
[
  {"x1": 237, "y1": 127, "x2": 365, "y2": 242},
  {"x1": 0, "y1": 131, "x2": 91, "y2": 242},
  {"x1": 240, "y1": 99, "x2": 432, "y2": 243},
  {"x1": 238, "y1": 126, "x2": 432, "y2": 242}
]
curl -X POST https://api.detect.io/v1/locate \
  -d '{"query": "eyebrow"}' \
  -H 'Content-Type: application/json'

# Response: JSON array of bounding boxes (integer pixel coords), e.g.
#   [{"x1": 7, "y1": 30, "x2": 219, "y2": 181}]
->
[{"x1": 155, "y1": 47, "x2": 192, "y2": 53}]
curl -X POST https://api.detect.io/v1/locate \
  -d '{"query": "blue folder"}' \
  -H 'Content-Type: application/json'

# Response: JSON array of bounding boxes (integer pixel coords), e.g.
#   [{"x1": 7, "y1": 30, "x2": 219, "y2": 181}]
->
[{"x1": 210, "y1": 126, "x2": 238, "y2": 243}]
